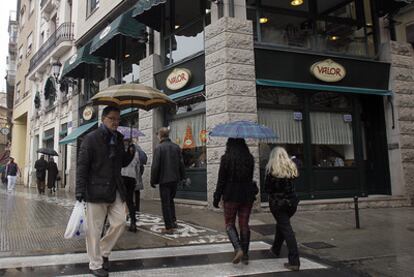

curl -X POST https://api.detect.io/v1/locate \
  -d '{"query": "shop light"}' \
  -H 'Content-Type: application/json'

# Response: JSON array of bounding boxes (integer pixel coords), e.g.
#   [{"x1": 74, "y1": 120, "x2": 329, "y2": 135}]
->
[
  {"x1": 125, "y1": 54, "x2": 130, "y2": 58},
  {"x1": 330, "y1": 36, "x2": 339, "y2": 41},
  {"x1": 205, "y1": 8, "x2": 211, "y2": 14},
  {"x1": 259, "y1": 17, "x2": 268, "y2": 24},
  {"x1": 175, "y1": 25, "x2": 180, "y2": 29},
  {"x1": 291, "y1": 0, "x2": 303, "y2": 6}
]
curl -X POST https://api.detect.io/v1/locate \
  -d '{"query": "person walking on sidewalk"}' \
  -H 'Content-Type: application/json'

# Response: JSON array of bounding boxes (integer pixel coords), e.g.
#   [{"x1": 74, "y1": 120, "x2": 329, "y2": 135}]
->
[
  {"x1": 76, "y1": 106, "x2": 132, "y2": 277},
  {"x1": 47, "y1": 157, "x2": 59, "y2": 193},
  {"x1": 264, "y1": 147, "x2": 300, "y2": 271},
  {"x1": 121, "y1": 142, "x2": 142, "y2": 233},
  {"x1": 135, "y1": 144, "x2": 147, "y2": 213},
  {"x1": 5, "y1": 157, "x2": 21, "y2": 193},
  {"x1": 213, "y1": 138, "x2": 258, "y2": 265},
  {"x1": 34, "y1": 155, "x2": 48, "y2": 194},
  {"x1": 150, "y1": 127, "x2": 185, "y2": 235}
]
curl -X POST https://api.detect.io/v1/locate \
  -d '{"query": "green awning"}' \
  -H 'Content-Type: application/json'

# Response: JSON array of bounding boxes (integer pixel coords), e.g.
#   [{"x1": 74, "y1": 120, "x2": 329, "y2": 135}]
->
[
  {"x1": 90, "y1": 9, "x2": 146, "y2": 59},
  {"x1": 169, "y1": 85, "x2": 204, "y2": 100},
  {"x1": 59, "y1": 121, "x2": 97, "y2": 145},
  {"x1": 61, "y1": 42, "x2": 104, "y2": 79},
  {"x1": 256, "y1": 79, "x2": 392, "y2": 96},
  {"x1": 132, "y1": 0, "x2": 167, "y2": 31}
]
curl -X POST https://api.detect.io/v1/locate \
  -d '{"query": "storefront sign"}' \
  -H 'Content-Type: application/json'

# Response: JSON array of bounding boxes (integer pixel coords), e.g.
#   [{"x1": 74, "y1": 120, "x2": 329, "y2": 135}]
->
[
  {"x1": 343, "y1": 114, "x2": 352, "y2": 122},
  {"x1": 166, "y1": 68, "x2": 191, "y2": 91},
  {"x1": 293, "y1": 112, "x2": 303, "y2": 121},
  {"x1": 310, "y1": 59, "x2": 346, "y2": 82},
  {"x1": 69, "y1": 54, "x2": 77, "y2": 65},
  {"x1": 100, "y1": 26, "x2": 111, "y2": 40},
  {"x1": 83, "y1": 106, "x2": 94, "y2": 121}
]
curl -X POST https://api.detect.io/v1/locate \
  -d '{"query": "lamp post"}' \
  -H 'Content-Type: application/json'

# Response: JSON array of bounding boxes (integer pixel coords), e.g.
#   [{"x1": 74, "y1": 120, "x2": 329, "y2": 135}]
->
[{"x1": 52, "y1": 60, "x2": 62, "y2": 83}]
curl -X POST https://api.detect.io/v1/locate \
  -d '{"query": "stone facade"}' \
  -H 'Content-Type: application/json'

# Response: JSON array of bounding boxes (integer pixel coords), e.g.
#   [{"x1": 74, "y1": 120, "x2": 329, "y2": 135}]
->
[
  {"x1": 205, "y1": 17, "x2": 259, "y2": 209},
  {"x1": 388, "y1": 41, "x2": 414, "y2": 204},
  {"x1": 138, "y1": 54, "x2": 163, "y2": 200}
]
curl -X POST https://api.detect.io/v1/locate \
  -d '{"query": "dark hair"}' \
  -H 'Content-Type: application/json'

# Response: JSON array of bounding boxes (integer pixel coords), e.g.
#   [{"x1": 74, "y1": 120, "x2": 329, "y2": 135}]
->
[
  {"x1": 102, "y1": 106, "x2": 120, "y2": 117},
  {"x1": 222, "y1": 138, "x2": 254, "y2": 177},
  {"x1": 158, "y1": 127, "x2": 170, "y2": 139}
]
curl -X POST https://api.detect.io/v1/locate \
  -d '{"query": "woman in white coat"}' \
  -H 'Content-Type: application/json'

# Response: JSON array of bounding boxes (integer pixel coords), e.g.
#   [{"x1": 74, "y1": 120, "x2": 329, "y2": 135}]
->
[{"x1": 121, "y1": 144, "x2": 142, "y2": 232}]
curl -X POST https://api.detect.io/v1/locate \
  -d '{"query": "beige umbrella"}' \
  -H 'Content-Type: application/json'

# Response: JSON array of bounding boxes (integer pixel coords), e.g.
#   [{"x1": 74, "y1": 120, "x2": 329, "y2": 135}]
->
[{"x1": 90, "y1": 83, "x2": 175, "y2": 110}]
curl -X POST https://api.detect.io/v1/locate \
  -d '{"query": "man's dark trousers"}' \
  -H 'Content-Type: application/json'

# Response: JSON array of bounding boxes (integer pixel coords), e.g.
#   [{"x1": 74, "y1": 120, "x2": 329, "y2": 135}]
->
[{"x1": 159, "y1": 182, "x2": 177, "y2": 229}]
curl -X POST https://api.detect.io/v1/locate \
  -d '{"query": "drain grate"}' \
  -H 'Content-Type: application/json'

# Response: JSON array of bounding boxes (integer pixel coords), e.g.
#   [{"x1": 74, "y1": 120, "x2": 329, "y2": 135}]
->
[
  {"x1": 250, "y1": 224, "x2": 275, "y2": 236},
  {"x1": 302, "y1": 242, "x2": 336, "y2": 249}
]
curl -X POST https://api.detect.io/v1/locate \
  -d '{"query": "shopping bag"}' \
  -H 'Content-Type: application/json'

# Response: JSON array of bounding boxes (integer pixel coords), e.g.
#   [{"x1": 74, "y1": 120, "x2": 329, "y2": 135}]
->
[{"x1": 64, "y1": 201, "x2": 86, "y2": 239}]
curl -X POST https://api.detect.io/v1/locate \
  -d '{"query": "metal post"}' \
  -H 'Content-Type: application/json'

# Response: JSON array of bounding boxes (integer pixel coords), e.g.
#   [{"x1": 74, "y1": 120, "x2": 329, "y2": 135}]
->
[{"x1": 353, "y1": 196, "x2": 360, "y2": 229}]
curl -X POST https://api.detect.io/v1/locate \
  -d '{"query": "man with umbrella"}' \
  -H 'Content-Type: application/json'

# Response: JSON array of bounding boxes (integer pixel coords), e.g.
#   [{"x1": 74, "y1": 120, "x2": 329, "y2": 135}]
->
[
  {"x1": 34, "y1": 155, "x2": 48, "y2": 194},
  {"x1": 76, "y1": 106, "x2": 132, "y2": 277}
]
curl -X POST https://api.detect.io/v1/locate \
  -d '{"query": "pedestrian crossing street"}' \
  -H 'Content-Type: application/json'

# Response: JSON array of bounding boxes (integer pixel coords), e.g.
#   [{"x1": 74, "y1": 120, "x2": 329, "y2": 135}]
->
[{"x1": 0, "y1": 241, "x2": 328, "y2": 276}]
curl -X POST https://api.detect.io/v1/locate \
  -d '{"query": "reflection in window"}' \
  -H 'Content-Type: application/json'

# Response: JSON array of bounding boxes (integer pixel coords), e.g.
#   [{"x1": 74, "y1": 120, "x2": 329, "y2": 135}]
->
[
  {"x1": 258, "y1": 108, "x2": 304, "y2": 169},
  {"x1": 169, "y1": 113, "x2": 207, "y2": 169},
  {"x1": 310, "y1": 92, "x2": 351, "y2": 109},
  {"x1": 311, "y1": 112, "x2": 355, "y2": 167},
  {"x1": 258, "y1": 88, "x2": 303, "y2": 106}
]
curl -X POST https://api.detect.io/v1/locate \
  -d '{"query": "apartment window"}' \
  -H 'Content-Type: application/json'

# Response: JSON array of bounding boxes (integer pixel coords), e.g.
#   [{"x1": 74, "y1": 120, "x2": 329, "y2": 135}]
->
[
  {"x1": 18, "y1": 45, "x2": 23, "y2": 63},
  {"x1": 27, "y1": 33, "x2": 33, "y2": 56},
  {"x1": 15, "y1": 82, "x2": 21, "y2": 99},
  {"x1": 87, "y1": 0, "x2": 100, "y2": 17},
  {"x1": 20, "y1": 5, "x2": 26, "y2": 27},
  {"x1": 29, "y1": 0, "x2": 35, "y2": 15}
]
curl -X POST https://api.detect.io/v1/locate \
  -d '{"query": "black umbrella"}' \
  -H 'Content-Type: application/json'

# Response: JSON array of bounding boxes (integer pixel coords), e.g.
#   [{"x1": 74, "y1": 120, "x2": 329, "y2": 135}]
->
[{"x1": 37, "y1": 148, "x2": 59, "y2": 156}]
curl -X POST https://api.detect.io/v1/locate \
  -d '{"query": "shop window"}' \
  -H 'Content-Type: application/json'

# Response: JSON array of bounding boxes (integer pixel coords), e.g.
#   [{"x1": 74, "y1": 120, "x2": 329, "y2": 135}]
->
[
  {"x1": 247, "y1": 0, "x2": 376, "y2": 57},
  {"x1": 257, "y1": 87, "x2": 303, "y2": 107},
  {"x1": 163, "y1": 0, "x2": 211, "y2": 65},
  {"x1": 169, "y1": 112, "x2": 206, "y2": 169},
  {"x1": 310, "y1": 92, "x2": 354, "y2": 167},
  {"x1": 406, "y1": 23, "x2": 414, "y2": 47}
]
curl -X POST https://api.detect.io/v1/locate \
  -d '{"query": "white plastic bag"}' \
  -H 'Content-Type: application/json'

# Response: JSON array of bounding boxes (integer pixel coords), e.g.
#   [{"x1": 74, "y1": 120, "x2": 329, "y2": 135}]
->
[{"x1": 64, "y1": 201, "x2": 86, "y2": 239}]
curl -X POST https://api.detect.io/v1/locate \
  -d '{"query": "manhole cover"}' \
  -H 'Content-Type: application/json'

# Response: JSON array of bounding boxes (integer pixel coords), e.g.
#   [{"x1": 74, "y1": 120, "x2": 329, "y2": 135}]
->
[
  {"x1": 302, "y1": 242, "x2": 336, "y2": 249},
  {"x1": 250, "y1": 224, "x2": 275, "y2": 236}
]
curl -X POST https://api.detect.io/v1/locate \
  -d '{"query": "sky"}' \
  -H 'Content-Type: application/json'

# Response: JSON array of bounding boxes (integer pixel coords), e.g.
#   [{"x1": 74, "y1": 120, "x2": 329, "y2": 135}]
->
[{"x1": 0, "y1": 0, "x2": 18, "y2": 92}]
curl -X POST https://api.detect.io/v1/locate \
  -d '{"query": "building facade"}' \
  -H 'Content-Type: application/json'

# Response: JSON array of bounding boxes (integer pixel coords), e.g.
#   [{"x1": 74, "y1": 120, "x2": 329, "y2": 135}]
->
[{"x1": 12, "y1": 0, "x2": 414, "y2": 209}]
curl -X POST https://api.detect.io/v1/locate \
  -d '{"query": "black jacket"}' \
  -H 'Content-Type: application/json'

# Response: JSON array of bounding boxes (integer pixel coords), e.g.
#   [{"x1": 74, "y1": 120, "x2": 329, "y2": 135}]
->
[
  {"x1": 34, "y1": 159, "x2": 48, "y2": 180},
  {"x1": 151, "y1": 138, "x2": 185, "y2": 185},
  {"x1": 76, "y1": 125, "x2": 131, "y2": 203},
  {"x1": 264, "y1": 173, "x2": 298, "y2": 201},
  {"x1": 214, "y1": 154, "x2": 256, "y2": 203}
]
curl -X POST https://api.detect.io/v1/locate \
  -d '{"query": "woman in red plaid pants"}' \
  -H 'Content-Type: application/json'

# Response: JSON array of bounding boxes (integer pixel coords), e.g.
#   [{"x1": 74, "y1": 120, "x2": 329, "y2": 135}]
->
[{"x1": 213, "y1": 138, "x2": 258, "y2": 265}]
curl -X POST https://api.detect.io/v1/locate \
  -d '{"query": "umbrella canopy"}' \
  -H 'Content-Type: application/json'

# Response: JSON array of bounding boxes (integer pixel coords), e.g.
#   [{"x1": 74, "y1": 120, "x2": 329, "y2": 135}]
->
[
  {"x1": 37, "y1": 148, "x2": 59, "y2": 156},
  {"x1": 117, "y1": 126, "x2": 145, "y2": 140},
  {"x1": 209, "y1": 121, "x2": 278, "y2": 139},
  {"x1": 90, "y1": 83, "x2": 175, "y2": 110}
]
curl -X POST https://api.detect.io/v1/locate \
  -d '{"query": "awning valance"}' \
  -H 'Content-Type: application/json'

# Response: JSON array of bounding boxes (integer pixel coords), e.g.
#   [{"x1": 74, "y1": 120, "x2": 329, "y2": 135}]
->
[
  {"x1": 256, "y1": 79, "x2": 392, "y2": 96},
  {"x1": 132, "y1": 0, "x2": 167, "y2": 31},
  {"x1": 61, "y1": 42, "x2": 104, "y2": 79},
  {"x1": 59, "y1": 121, "x2": 97, "y2": 145},
  {"x1": 90, "y1": 9, "x2": 147, "y2": 59},
  {"x1": 169, "y1": 85, "x2": 204, "y2": 101}
]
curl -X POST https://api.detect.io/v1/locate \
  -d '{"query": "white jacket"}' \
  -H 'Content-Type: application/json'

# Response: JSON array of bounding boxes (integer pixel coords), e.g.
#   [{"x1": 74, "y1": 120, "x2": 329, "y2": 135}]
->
[{"x1": 121, "y1": 150, "x2": 143, "y2": 190}]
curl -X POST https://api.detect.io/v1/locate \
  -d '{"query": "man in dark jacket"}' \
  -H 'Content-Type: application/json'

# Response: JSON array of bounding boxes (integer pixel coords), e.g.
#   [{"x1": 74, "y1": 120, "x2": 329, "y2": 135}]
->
[
  {"x1": 76, "y1": 106, "x2": 131, "y2": 277},
  {"x1": 34, "y1": 155, "x2": 48, "y2": 194},
  {"x1": 151, "y1": 127, "x2": 185, "y2": 234}
]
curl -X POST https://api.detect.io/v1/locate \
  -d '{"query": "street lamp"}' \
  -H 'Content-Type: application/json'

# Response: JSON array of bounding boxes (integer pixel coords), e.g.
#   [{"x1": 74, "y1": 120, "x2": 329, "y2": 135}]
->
[{"x1": 51, "y1": 61, "x2": 62, "y2": 82}]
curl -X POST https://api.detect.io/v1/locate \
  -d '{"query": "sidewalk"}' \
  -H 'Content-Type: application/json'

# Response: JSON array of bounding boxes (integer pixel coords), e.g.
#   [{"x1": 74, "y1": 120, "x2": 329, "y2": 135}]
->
[{"x1": 1, "y1": 185, "x2": 413, "y2": 276}]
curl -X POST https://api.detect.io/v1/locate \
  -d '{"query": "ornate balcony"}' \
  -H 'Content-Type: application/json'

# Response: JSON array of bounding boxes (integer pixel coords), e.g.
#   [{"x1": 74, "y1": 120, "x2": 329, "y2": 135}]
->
[{"x1": 29, "y1": 22, "x2": 74, "y2": 73}]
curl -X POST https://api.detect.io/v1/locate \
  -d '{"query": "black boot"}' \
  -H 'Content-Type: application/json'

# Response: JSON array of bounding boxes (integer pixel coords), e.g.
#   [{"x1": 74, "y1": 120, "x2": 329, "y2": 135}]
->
[
  {"x1": 240, "y1": 230, "x2": 250, "y2": 265},
  {"x1": 226, "y1": 226, "x2": 243, "y2": 264},
  {"x1": 129, "y1": 216, "x2": 137, "y2": 233}
]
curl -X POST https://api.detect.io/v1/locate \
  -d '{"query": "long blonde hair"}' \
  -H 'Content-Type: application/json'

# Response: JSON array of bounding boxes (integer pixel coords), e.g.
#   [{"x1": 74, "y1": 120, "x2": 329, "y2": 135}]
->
[{"x1": 265, "y1": 147, "x2": 298, "y2": 178}]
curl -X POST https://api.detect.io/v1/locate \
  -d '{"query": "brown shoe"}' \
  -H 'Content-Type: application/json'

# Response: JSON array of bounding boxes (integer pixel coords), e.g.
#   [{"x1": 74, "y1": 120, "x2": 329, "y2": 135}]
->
[
  {"x1": 160, "y1": 228, "x2": 174, "y2": 235},
  {"x1": 284, "y1": 263, "x2": 300, "y2": 271},
  {"x1": 232, "y1": 249, "x2": 244, "y2": 264}
]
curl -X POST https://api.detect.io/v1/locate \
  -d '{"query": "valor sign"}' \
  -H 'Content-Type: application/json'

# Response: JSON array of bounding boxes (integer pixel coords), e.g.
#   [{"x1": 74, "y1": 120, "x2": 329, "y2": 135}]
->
[
  {"x1": 166, "y1": 68, "x2": 191, "y2": 91},
  {"x1": 310, "y1": 59, "x2": 346, "y2": 82},
  {"x1": 83, "y1": 106, "x2": 94, "y2": 121}
]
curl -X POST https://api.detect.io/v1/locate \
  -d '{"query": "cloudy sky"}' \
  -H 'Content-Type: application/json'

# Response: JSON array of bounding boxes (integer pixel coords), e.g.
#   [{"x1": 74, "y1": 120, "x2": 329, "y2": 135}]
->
[{"x1": 0, "y1": 0, "x2": 18, "y2": 92}]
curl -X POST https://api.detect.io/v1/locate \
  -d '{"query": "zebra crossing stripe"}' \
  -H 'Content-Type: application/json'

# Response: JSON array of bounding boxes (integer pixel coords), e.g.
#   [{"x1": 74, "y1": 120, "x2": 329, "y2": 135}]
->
[
  {"x1": 0, "y1": 241, "x2": 270, "y2": 269},
  {"x1": 61, "y1": 258, "x2": 327, "y2": 277}
]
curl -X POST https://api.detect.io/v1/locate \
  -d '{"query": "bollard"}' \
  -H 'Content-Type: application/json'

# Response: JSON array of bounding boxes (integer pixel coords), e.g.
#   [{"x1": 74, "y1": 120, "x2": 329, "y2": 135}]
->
[{"x1": 353, "y1": 196, "x2": 360, "y2": 229}]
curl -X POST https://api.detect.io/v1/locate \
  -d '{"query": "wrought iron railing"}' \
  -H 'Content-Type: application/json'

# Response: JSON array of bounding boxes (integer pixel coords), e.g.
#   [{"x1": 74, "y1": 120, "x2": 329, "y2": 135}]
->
[{"x1": 29, "y1": 22, "x2": 74, "y2": 72}]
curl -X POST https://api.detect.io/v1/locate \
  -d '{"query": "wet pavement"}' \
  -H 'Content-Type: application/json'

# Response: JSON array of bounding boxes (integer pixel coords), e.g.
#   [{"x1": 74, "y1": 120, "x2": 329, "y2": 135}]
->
[{"x1": 0, "y1": 185, "x2": 413, "y2": 276}]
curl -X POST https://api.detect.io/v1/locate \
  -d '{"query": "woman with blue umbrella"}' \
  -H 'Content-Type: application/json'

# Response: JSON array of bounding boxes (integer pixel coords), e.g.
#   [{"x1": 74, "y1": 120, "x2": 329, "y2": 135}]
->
[{"x1": 211, "y1": 121, "x2": 277, "y2": 265}]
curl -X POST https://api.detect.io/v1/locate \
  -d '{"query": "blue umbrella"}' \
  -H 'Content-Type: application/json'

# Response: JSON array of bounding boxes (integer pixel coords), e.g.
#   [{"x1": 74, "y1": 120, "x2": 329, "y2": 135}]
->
[{"x1": 209, "y1": 121, "x2": 278, "y2": 139}]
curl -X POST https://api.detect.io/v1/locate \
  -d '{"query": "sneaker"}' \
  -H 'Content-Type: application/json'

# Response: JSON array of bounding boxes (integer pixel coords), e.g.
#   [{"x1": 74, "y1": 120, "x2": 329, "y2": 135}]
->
[
  {"x1": 232, "y1": 249, "x2": 244, "y2": 264},
  {"x1": 102, "y1": 256, "x2": 109, "y2": 271},
  {"x1": 284, "y1": 263, "x2": 300, "y2": 271},
  {"x1": 89, "y1": 268, "x2": 108, "y2": 277},
  {"x1": 160, "y1": 228, "x2": 174, "y2": 235}
]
